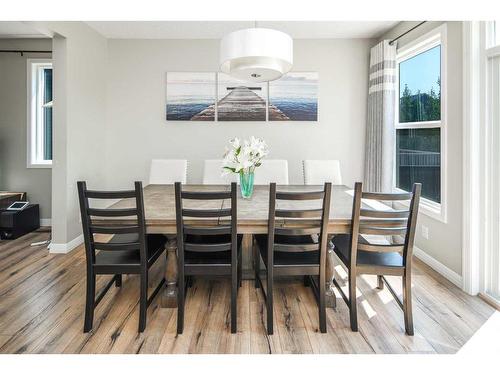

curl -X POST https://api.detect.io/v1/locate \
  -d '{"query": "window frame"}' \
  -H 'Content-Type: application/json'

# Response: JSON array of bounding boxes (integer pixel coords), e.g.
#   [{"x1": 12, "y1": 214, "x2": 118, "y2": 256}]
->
[
  {"x1": 27, "y1": 58, "x2": 53, "y2": 169},
  {"x1": 393, "y1": 24, "x2": 448, "y2": 223}
]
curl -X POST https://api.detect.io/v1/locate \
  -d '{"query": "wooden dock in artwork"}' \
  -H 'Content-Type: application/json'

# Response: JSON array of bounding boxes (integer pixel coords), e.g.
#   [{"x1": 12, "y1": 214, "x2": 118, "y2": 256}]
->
[{"x1": 190, "y1": 86, "x2": 290, "y2": 121}]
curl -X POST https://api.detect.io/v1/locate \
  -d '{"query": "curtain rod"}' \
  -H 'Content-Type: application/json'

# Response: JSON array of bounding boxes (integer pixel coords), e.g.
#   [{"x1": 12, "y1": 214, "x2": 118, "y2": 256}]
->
[
  {"x1": 389, "y1": 21, "x2": 427, "y2": 45},
  {"x1": 0, "y1": 50, "x2": 52, "y2": 56}
]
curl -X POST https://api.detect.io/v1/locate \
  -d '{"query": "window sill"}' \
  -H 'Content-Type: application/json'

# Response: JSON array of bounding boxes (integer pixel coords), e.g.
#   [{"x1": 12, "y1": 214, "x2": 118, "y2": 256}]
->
[
  {"x1": 27, "y1": 161, "x2": 52, "y2": 169},
  {"x1": 393, "y1": 188, "x2": 447, "y2": 223},
  {"x1": 417, "y1": 198, "x2": 447, "y2": 223}
]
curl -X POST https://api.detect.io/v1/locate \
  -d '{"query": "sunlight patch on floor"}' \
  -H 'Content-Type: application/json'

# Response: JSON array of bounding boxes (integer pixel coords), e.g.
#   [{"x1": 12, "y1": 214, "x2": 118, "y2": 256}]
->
[
  {"x1": 360, "y1": 299, "x2": 377, "y2": 319},
  {"x1": 361, "y1": 274, "x2": 377, "y2": 288}
]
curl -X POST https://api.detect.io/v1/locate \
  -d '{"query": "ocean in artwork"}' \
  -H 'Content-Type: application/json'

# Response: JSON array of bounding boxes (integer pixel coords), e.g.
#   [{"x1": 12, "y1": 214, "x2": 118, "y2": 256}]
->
[
  {"x1": 268, "y1": 72, "x2": 318, "y2": 121},
  {"x1": 166, "y1": 72, "x2": 216, "y2": 121}
]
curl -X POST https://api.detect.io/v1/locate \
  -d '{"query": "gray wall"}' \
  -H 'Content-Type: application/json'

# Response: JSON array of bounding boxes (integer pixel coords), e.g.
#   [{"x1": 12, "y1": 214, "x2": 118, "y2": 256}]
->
[
  {"x1": 380, "y1": 22, "x2": 463, "y2": 275},
  {"x1": 0, "y1": 38, "x2": 52, "y2": 220},
  {"x1": 104, "y1": 38, "x2": 373, "y2": 189},
  {"x1": 47, "y1": 23, "x2": 109, "y2": 246}
]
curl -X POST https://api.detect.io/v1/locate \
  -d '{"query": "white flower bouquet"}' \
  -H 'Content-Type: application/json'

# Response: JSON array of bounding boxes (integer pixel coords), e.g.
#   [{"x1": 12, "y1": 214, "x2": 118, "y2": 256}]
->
[
  {"x1": 222, "y1": 137, "x2": 268, "y2": 198},
  {"x1": 222, "y1": 136, "x2": 269, "y2": 175}
]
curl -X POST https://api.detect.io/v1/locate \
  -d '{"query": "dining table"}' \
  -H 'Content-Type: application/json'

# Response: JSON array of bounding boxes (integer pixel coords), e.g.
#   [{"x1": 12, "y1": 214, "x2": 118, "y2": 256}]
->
[{"x1": 101, "y1": 184, "x2": 396, "y2": 308}]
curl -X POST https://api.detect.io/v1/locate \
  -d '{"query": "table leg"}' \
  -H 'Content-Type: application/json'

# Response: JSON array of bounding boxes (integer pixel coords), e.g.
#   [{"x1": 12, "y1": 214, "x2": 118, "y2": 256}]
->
[
  {"x1": 325, "y1": 236, "x2": 337, "y2": 308},
  {"x1": 161, "y1": 237, "x2": 178, "y2": 308}
]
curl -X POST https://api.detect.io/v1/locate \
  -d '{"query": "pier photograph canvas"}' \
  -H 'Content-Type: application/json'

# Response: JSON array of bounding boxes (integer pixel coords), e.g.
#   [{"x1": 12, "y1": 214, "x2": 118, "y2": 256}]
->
[
  {"x1": 268, "y1": 72, "x2": 318, "y2": 121},
  {"x1": 217, "y1": 73, "x2": 267, "y2": 121},
  {"x1": 166, "y1": 72, "x2": 216, "y2": 121}
]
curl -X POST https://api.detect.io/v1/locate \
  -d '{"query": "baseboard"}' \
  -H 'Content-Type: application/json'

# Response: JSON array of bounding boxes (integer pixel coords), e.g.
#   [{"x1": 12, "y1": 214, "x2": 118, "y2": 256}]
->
[
  {"x1": 40, "y1": 218, "x2": 51, "y2": 227},
  {"x1": 414, "y1": 246, "x2": 463, "y2": 288},
  {"x1": 49, "y1": 234, "x2": 83, "y2": 254}
]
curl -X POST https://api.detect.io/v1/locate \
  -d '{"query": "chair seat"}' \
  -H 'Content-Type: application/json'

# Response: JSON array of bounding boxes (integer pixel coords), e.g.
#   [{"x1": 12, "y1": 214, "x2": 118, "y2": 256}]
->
[
  {"x1": 255, "y1": 234, "x2": 320, "y2": 266},
  {"x1": 184, "y1": 234, "x2": 242, "y2": 265},
  {"x1": 332, "y1": 234, "x2": 403, "y2": 268},
  {"x1": 95, "y1": 233, "x2": 167, "y2": 268}
]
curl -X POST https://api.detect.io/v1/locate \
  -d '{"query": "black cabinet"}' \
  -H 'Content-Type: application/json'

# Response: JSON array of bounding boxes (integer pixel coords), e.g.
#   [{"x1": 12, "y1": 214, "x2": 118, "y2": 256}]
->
[{"x1": 0, "y1": 204, "x2": 40, "y2": 239}]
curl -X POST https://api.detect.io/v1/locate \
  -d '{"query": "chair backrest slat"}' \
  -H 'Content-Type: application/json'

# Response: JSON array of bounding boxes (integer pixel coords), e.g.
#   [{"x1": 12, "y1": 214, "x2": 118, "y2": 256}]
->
[
  {"x1": 347, "y1": 182, "x2": 421, "y2": 265},
  {"x1": 93, "y1": 242, "x2": 141, "y2": 251},
  {"x1": 358, "y1": 225, "x2": 408, "y2": 236},
  {"x1": 273, "y1": 243, "x2": 320, "y2": 252},
  {"x1": 85, "y1": 190, "x2": 137, "y2": 199},
  {"x1": 275, "y1": 227, "x2": 322, "y2": 236},
  {"x1": 77, "y1": 181, "x2": 148, "y2": 267},
  {"x1": 275, "y1": 209, "x2": 323, "y2": 218},
  {"x1": 87, "y1": 208, "x2": 138, "y2": 217},
  {"x1": 358, "y1": 242, "x2": 405, "y2": 253},
  {"x1": 360, "y1": 208, "x2": 410, "y2": 219},
  {"x1": 267, "y1": 183, "x2": 332, "y2": 259},
  {"x1": 182, "y1": 208, "x2": 232, "y2": 218},
  {"x1": 184, "y1": 242, "x2": 232, "y2": 252},
  {"x1": 275, "y1": 191, "x2": 324, "y2": 200},
  {"x1": 181, "y1": 191, "x2": 231, "y2": 200},
  {"x1": 361, "y1": 192, "x2": 412, "y2": 201},
  {"x1": 89, "y1": 225, "x2": 140, "y2": 235},
  {"x1": 183, "y1": 225, "x2": 232, "y2": 235}
]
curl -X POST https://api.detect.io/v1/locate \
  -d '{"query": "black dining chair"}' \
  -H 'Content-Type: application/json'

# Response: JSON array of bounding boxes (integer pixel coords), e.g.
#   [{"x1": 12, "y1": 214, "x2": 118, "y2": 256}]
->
[
  {"x1": 331, "y1": 182, "x2": 421, "y2": 335},
  {"x1": 77, "y1": 181, "x2": 167, "y2": 333},
  {"x1": 175, "y1": 182, "x2": 242, "y2": 334},
  {"x1": 254, "y1": 182, "x2": 332, "y2": 334}
]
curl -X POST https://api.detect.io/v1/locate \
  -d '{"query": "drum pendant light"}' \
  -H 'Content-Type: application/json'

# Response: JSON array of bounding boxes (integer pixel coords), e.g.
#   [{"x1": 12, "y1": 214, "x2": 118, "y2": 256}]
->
[{"x1": 219, "y1": 24, "x2": 293, "y2": 83}]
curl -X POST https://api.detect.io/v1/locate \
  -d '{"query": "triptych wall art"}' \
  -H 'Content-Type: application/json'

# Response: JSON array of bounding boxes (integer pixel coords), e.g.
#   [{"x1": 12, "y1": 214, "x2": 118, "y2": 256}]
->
[{"x1": 166, "y1": 72, "x2": 318, "y2": 122}]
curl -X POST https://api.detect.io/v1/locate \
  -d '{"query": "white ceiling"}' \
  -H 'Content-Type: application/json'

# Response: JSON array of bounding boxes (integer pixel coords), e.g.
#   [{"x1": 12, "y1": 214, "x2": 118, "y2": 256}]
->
[
  {"x1": 86, "y1": 21, "x2": 399, "y2": 39},
  {"x1": 0, "y1": 21, "x2": 46, "y2": 38}
]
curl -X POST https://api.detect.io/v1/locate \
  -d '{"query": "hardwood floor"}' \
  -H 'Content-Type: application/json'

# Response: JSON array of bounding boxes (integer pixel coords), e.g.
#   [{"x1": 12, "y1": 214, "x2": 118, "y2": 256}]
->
[{"x1": 0, "y1": 230, "x2": 495, "y2": 354}]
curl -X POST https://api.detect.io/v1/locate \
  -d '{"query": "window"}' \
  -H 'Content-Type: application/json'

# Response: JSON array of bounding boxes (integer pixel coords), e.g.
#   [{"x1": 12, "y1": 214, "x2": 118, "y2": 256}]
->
[
  {"x1": 395, "y1": 26, "x2": 446, "y2": 221},
  {"x1": 28, "y1": 59, "x2": 53, "y2": 168}
]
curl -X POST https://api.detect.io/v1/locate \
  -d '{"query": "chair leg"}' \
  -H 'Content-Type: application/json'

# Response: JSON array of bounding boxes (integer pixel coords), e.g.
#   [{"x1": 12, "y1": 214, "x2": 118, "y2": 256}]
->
[
  {"x1": 115, "y1": 274, "x2": 122, "y2": 287},
  {"x1": 377, "y1": 275, "x2": 384, "y2": 290},
  {"x1": 237, "y1": 247, "x2": 243, "y2": 288},
  {"x1": 303, "y1": 275, "x2": 311, "y2": 287},
  {"x1": 231, "y1": 258, "x2": 238, "y2": 334},
  {"x1": 177, "y1": 270, "x2": 185, "y2": 334},
  {"x1": 319, "y1": 274, "x2": 327, "y2": 333},
  {"x1": 267, "y1": 268, "x2": 274, "y2": 335},
  {"x1": 83, "y1": 272, "x2": 96, "y2": 333},
  {"x1": 253, "y1": 243, "x2": 260, "y2": 288},
  {"x1": 187, "y1": 276, "x2": 193, "y2": 288},
  {"x1": 138, "y1": 271, "x2": 148, "y2": 333},
  {"x1": 403, "y1": 271, "x2": 414, "y2": 335},
  {"x1": 348, "y1": 270, "x2": 358, "y2": 332}
]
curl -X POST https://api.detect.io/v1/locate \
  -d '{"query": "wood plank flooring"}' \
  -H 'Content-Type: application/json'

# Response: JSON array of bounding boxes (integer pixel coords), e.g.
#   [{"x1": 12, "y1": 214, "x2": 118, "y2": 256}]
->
[{"x1": 0, "y1": 230, "x2": 495, "y2": 354}]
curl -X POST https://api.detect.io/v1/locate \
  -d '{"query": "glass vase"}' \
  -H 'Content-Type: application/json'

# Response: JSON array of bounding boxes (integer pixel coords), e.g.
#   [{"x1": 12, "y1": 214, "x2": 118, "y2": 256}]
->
[{"x1": 239, "y1": 171, "x2": 255, "y2": 199}]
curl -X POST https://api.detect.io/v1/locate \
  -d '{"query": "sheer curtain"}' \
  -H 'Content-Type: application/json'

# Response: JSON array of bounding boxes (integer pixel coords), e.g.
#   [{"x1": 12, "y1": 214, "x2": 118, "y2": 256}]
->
[{"x1": 364, "y1": 40, "x2": 397, "y2": 192}]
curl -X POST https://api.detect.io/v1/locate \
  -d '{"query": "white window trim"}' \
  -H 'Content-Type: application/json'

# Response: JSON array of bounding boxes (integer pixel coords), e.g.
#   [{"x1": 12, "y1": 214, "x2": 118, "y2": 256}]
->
[
  {"x1": 27, "y1": 58, "x2": 52, "y2": 169},
  {"x1": 484, "y1": 22, "x2": 500, "y2": 303},
  {"x1": 462, "y1": 21, "x2": 500, "y2": 300},
  {"x1": 393, "y1": 24, "x2": 448, "y2": 223}
]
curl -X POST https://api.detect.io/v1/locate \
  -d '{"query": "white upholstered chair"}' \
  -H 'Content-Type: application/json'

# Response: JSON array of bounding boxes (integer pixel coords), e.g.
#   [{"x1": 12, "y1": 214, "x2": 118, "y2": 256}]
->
[
  {"x1": 254, "y1": 160, "x2": 289, "y2": 185},
  {"x1": 149, "y1": 159, "x2": 187, "y2": 184},
  {"x1": 303, "y1": 160, "x2": 342, "y2": 185},
  {"x1": 202, "y1": 160, "x2": 239, "y2": 185}
]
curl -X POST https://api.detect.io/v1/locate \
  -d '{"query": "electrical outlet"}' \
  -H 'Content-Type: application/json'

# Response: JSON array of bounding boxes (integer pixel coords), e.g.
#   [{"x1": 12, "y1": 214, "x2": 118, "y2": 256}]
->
[{"x1": 421, "y1": 225, "x2": 429, "y2": 240}]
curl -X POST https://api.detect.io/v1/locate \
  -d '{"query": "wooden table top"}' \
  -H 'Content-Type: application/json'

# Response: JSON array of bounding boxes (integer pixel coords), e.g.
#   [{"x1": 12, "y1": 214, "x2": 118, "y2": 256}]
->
[{"x1": 107, "y1": 184, "x2": 357, "y2": 234}]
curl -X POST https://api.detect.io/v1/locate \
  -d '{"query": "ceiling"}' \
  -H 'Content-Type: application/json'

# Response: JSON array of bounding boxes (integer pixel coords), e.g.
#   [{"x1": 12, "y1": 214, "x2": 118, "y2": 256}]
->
[
  {"x1": 0, "y1": 21, "x2": 46, "y2": 38},
  {"x1": 85, "y1": 21, "x2": 399, "y2": 39}
]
